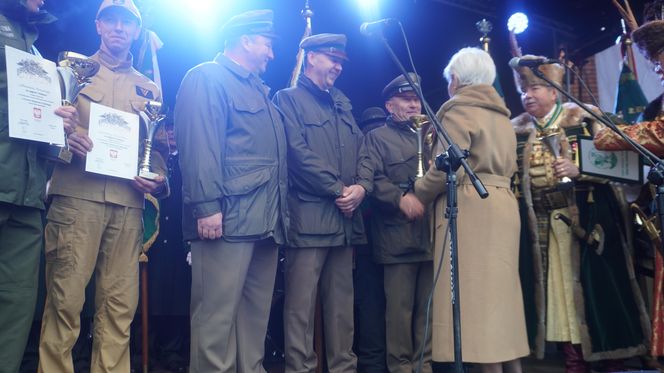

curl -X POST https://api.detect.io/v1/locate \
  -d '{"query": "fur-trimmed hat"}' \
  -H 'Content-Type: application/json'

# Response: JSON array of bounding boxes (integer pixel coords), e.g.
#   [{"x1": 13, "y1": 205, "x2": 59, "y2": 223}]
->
[
  {"x1": 632, "y1": 20, "x2": 664, "y2": 62},
  {"x1": 510, "y1": 54, "x2": 564, "y2": 94}
]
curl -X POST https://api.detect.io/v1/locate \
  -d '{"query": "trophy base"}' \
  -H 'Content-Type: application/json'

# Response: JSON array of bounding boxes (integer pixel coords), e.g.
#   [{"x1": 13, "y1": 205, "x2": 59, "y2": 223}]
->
[
  {"x1": 138, "y1": 169, "x2": 160, "y2": 180},
  {"x1": 39, "y1": 145, "x2": 73, "y2": 164}
]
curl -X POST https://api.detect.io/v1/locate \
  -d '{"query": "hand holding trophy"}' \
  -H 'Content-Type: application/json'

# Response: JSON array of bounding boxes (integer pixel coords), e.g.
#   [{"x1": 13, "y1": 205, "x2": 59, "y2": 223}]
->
[
  {"x1": 138, "y1": 101, "x2": 166, "y2": 180},
  {"x1": 409, "y1": 114, "x2": 429, "y2": 179},
  {"x1": 41, "y1": 52, "x2": 100, "y2": 163},
  {"x1": 538, "y1": 129, "x2": 574, "y2": 189}
]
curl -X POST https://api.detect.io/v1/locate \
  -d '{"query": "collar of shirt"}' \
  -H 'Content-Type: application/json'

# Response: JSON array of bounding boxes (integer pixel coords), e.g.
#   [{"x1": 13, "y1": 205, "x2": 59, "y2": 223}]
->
[
  {"x1": 214, "y1": 53, "x2": 270, "y2": 95},
  {"x1": 298, "y1": 74, "x2": 352, "y2": 113},
  {"x1": 96, "y1": 46, "x2": 134, "y2": 72},
  {"x1": 387, "y1": 116, "x2": 413, "y2": 132}
]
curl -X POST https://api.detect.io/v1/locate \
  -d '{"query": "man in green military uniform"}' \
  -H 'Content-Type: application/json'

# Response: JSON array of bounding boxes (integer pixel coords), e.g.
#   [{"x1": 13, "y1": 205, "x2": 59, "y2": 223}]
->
[
  {"x1": 174, "y1": 9, "x2": 288, "y2": 373},
  {"x1": 273, "y1": 33, "x2": 373, "y2": 373},
  {"x1": 38, "y1": 1, "x2": 167, "y2": 372},
  {"x1": 364, "y1": 73, "x2": 433, "y2": 373},
  {"x1": 0, "y1": 1, "x2": 80, "y2": 372},
  {"x1": 511, "y1": 55, "x2": 649, "y2": 372}
]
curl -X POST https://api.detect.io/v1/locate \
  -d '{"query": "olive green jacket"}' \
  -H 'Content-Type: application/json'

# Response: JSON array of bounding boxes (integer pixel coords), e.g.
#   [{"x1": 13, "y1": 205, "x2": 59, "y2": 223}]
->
[
  {"x1": 364, "y1": 117, "x2": 431, "y2": 264},
  {"x1": 0, "y1": 2, "x2": 55, "y2": 209},
  {"x1": 273, "y1": 75, "x2": 372, "y2": 248},
  {"x1": 174, "y1": 53, "x2": 289, "y2": 243}
]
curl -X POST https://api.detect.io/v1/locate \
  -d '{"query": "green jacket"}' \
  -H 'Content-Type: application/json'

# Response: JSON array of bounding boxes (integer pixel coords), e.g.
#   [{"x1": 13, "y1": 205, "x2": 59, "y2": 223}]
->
[
  {"x1": 174, "y1": 53, "x2": 289, "y2": 243},
  {"x1": 273, "y1": 75, "x2": 373, "y2": 248},
  {"x1": 0, "y1": 2, "x2": 55, "y2": 209},
  {"x1": 364, "y1": 117, "x2": 431, "y2": 264}
]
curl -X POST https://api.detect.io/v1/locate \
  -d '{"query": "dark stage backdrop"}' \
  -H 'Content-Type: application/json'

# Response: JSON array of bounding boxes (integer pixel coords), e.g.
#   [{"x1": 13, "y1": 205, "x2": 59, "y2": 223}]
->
[{"x1": 36, "y1": 0, "x2": 635, "y2": 124}]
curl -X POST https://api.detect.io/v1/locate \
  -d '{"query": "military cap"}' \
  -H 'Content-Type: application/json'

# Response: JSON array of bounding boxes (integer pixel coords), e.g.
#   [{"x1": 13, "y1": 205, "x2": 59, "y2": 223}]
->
[
  {"x1": 633, "y1": 20, "x2": 664, "y2": 62},
  {"x1": 300, "y1": 33, "x2": 348, "y2": 60},
  {"x1": 382, "y1": 73, "x2": 421, "y2": 100},
  {"x1": 359, "y1": 107, "x2": 387, "y2": 129},
  {"x1": 97, "y1": 0, "x2": 141, "y2": 24},
  {"x1": 510, "y1": 54, "x2": 564, "y2": 94},
  {"x1": 221, "y1": 9, "x2": 277, "y2": 39}
]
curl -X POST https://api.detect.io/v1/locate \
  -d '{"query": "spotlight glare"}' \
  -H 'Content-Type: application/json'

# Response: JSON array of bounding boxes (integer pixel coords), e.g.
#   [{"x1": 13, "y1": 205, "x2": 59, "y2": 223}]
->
[
  {"x1": 180, "y1": 0, "x2": 227, "y2": 31},
  {"x1": 507, "y1": 12, "x2": 529, "y2": 34}
]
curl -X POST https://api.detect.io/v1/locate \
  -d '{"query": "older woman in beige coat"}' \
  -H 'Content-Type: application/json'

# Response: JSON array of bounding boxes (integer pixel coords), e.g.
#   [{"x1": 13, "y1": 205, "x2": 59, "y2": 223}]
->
[{"x1": 414, "y1": 47, "x2": 528, "y2": 373}]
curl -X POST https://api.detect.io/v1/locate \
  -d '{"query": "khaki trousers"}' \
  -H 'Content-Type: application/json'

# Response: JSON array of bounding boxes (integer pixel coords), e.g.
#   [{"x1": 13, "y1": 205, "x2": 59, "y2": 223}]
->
[
  {"x1": 189, "y1": 238, "x2": 278, "y2": 373},
  {"x1": 283, "y1": 246, "x2": 357, "y2": 373},
  {"x1": 0, "y1": 203, "x2": 41, "y2": 373},
  {"x1": 384, "y1": 261, "x2": 433, "y2": 373},
  {"x1": 39, "y1": 196, "x2": 143, "y2": 373}
]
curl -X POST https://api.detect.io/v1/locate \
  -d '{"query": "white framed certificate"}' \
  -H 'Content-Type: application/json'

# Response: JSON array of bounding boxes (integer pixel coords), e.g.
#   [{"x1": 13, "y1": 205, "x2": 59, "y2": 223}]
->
[
  {"x1": 85, "y1": 102, "x2": 139, "y2": 180},
  {"x1": 5, "y1": 46, "x2": 64, "y2": 144},
  {"x1": 577, "y1": 135, "x2": 643, "y2": 183}
]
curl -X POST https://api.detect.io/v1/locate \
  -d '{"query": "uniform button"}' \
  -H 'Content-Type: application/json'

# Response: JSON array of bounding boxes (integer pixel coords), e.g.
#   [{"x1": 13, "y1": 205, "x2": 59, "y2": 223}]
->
[
  {"x1": 164, "y1": 216, "x2": 169, "y2": 221},
  {"x1": 163, "y1": 239, "x2": 168, "y2": 244}
]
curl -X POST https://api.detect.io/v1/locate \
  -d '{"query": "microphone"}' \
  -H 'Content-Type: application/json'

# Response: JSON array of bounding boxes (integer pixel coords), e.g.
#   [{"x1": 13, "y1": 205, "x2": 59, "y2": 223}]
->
[
  {"x1": 508, "y1": 56, "x2": 560, "y2": 68},
  {"x1": 360, "y1": 18, "x2": 397, "y2": 36}
]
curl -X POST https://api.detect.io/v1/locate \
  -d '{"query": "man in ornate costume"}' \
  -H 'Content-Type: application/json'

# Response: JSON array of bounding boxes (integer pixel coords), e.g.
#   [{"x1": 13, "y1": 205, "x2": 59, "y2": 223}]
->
[{"x1": 511, "y1": 55, "x2": 649, "y2": 372}]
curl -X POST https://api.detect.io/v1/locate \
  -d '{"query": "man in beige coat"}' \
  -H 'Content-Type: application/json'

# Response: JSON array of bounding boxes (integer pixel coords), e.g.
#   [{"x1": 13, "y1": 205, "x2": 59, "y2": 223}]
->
[
  {"x1": 39, "y1": 1, "x2": 167, "y2": 372},
  {"x1": 414, "y1": 47, "x2": 528, "y2": 372}
]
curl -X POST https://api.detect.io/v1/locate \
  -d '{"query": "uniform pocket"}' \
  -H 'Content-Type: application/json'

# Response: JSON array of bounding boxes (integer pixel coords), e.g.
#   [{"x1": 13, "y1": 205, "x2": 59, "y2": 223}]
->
[
  {"x1": 291, "y1": 191, "x2": 341, "y2": 235},
  {"x1": 44, "y1": 198, "x2": 78, "y2": 264},
  {"x1": 221, "y1": 165, "x2": 272, "y2": 236}
]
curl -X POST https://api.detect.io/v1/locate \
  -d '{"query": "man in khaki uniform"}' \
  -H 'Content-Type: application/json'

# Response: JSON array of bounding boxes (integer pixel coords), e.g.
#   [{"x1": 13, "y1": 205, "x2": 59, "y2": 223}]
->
[{"x1": 38, "y1": 1, "x2": 167, "y2": 372}]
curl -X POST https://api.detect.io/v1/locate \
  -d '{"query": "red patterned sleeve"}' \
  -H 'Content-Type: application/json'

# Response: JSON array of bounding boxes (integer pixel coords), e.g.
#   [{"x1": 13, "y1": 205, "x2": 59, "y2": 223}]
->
[{"x1": 594, "y1": 120, "x2": 664, "y2": 157}]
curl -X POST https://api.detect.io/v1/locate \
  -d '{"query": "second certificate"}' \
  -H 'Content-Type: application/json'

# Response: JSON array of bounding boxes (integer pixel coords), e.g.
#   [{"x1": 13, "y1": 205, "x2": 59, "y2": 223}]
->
[{"x1": 86, "y1": 102, "x2": 139, "y2": 180}]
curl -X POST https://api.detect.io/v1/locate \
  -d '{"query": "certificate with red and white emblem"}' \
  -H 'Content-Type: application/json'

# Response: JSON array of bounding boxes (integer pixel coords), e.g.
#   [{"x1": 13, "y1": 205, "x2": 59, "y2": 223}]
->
[
  {"x1": 85, "y1": 102, "x2": 139, "y2": 180},
  {"x1": 5, "y1": 46, "x2": 64, "y2": 144}
]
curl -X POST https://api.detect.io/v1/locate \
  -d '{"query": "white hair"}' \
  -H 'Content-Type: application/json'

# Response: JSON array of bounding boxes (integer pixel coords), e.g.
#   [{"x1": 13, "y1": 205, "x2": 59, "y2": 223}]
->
[{"x1": 443, "y1": 47, "x2": 496, "y2": 86}]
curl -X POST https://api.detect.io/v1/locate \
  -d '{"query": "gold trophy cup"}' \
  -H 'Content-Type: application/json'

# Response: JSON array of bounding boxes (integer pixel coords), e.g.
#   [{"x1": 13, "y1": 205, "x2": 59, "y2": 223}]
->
[
  {"x1": 138, "y1": 101, "x2": 166, "y2": 180},
  {"x1": 409, "y1": 114, "x2": 429, "y2": 178},
  {"x1": 41, "y1": 52, "x2": 100, "y2": 163},
  {"x1": 538, "y1": 130, "x2": 573, "y2": 188}
]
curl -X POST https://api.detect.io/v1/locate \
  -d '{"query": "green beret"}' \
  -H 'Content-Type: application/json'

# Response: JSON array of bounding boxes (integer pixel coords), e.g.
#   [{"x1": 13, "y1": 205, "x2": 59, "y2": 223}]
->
[
  {"x1": 382, "y1": 73, "x2": 421, "y2": 100},
  {"x1": 221, "y1": 9, "x2": 277, "y2": 39},
  {"x1": 300, "y1": 33, "x2": 348, "y2": 60}
]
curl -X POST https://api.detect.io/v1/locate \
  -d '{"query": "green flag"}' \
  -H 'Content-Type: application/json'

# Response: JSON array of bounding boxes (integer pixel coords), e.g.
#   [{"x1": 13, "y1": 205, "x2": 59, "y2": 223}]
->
[{"x1": 614, "y1": 63, "x2": 647, "y2": 124}]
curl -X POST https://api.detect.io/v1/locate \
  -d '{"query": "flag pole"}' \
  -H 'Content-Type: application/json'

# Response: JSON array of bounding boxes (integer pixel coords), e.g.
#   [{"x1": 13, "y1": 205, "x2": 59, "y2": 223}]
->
[{"x1": 289, "y1": 1, "x2": 314, "y2": 88}]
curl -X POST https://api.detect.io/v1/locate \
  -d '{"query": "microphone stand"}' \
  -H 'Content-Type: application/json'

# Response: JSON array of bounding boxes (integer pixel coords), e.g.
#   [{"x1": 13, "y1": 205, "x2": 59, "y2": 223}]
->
[
  {"x1": 529, "y1": 66, "x2": 664, "y2": 251},
  {"x1": 372, "y1": 29, "x2": 489, "y2": 373}
]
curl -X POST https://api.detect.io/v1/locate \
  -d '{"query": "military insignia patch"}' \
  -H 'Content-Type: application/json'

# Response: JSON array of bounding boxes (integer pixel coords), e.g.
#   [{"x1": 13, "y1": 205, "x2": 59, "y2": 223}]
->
[{"x1": 135, "y1": 86, "x2": 154, "y2": 99}]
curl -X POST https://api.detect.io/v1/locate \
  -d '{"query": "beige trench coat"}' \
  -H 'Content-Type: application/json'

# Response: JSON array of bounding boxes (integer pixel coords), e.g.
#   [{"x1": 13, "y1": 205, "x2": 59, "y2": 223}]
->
[{"x1": 415, "y1": 84, "x2": 529, "y2": 363}]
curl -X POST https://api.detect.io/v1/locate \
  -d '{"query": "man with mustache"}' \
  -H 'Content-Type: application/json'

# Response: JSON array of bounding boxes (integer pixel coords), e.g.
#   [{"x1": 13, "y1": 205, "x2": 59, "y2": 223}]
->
[
  {"x1": 0, "y1": 0, "x2": 80, "y2": 372},
  {"x1": 273, "y1": 33, "x2": 372, "y2": 373},
  {"x1": 511, "y1": 56, "x2": 648, "y2": 372},
  {"x1": 38, "y1": 1, "x2": 167, "y2": 371}
]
